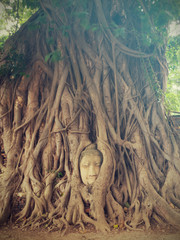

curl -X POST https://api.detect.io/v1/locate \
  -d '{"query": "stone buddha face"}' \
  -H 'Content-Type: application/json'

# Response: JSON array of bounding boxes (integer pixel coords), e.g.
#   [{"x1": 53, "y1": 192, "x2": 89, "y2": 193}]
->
[{"x1": 79, "y1": 144, "x2": 103, "y2": 185}]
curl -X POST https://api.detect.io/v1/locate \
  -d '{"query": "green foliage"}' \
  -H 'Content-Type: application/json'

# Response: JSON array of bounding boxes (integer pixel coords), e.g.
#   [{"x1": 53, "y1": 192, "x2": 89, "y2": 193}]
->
[
  {"x1": 51, "y1": 0, "x2": 98, "y2": 33},
  {"x1": 124, "y1": 202, "x2": 130, "y2": 208},
  {"x1": 0, "y1": 36, "x2": 8, "y2": 50},
  {"x1": 0, "y1": 48, "x2": 27, "y2": 82},
  {"x1": 22, "y1": 0, "x2": 40, "y2": 10},
  {"x1": 165, "y1": 88, "x2": 180, "y2": 113},
  {"x1": 57, "y1": 172, "x2": 64, "y2": 178},
  {"x1": 45, "y1": 50, "x2": 62, "y2": 63},
  {"x1": 123, "y1": 0, "x2": 180, "y2": 111},
  {"x1": 28, "y1": 12, "x2": 47, "y2": 31},
  {"x1": 126, "y1": 0, "x2": 180, "y2": 51},
  {"x1": 0, "y1": 0, "x2": 38, "y2": 36},
  {"x1": 165, "y1": 35, "x2": 180, "y2": 113},
  {"x1": 166, "y1": 36, "x2": 180, "y2": 71},
  {"x1": 111, "y1": 21, "x2": 125, "y2": 38}
]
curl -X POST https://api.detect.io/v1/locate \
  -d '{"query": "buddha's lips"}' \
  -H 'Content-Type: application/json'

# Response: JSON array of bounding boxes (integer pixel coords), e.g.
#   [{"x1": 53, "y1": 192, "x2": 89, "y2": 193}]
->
[{"x1": 88, "y1": 175, "x2": 97, "y2": 179}]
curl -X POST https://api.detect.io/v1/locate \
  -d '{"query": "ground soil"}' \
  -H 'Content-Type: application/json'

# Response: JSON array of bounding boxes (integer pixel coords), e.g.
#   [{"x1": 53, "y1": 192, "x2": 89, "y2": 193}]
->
[{"x1": 0, "y1": 224, "x2": 180, "y2": 240}]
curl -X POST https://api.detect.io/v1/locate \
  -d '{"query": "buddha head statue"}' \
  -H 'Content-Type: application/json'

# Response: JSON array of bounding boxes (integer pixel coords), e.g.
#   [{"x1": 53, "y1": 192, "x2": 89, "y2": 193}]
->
[{"x1": 79, "y1": 144, "x2": 103, "y2": 185}]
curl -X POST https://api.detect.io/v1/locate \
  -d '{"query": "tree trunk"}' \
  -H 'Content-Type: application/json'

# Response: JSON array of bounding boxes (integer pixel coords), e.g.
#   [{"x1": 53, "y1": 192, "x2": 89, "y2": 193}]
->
[{"x1": 0, "y1": 0, "x2": 180, "y2": 233}]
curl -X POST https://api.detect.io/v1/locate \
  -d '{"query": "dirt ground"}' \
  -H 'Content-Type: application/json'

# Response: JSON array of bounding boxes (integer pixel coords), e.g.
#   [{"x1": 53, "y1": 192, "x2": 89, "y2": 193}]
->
[{"x1": 0, "y1": 224, "x2": 180, "y2": 240}]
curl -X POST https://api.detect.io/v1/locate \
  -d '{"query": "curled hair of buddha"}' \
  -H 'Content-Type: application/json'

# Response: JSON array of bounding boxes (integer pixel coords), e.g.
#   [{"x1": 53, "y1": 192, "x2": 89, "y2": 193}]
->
[{"x1": 79, "y1": 143, "x2": 103, "y2": 163}]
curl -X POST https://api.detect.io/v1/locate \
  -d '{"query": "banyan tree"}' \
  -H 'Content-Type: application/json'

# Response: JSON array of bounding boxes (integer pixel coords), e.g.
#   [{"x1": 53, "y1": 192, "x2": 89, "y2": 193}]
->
[{"x1": 0, "y1": 0, "x2": 180, "y2": 234}]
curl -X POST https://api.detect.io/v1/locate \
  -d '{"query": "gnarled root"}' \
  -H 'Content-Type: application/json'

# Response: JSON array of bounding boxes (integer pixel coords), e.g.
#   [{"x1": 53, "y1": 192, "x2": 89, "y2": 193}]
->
[
  {"x1": 0, "y1": 169, "x2": 19, "y2": 224},
  {"x1": 125, "y1": 165, "x2": 180, "y2": 231},
  {"x1": 106, "y1": 191, "x2": 124, "y2": 228}
]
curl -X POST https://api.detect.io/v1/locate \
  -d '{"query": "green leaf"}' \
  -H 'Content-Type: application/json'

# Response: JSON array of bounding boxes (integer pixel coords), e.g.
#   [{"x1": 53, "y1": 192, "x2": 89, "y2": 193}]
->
[
  {"x1": 80, "y1": 19, "x2": 91, "y2": 30},
  {"x1": 45, "y1": 49, "x2": 62, "y2": 63},
  {"x1": 177, "y1": 49, "x2": 180, "y2": 63},
  {"x1": 57, "y1": 172, "x2": 63, "y2": 178},
  {"x1": 155, "y1": 11, "x2": 171, "y2": 27},
  {"x1": 124, "y1": 202, "x2": 130, "y2": 208},
  {"x1": 45, "y1": 52, "x2": 52, "y2": 63},
  {"x1": 51, "y1": 50, "x2": 62, "y2": 63},
  {"x1": 90, "y1": 24, "x2": 99, "y2": 32}
]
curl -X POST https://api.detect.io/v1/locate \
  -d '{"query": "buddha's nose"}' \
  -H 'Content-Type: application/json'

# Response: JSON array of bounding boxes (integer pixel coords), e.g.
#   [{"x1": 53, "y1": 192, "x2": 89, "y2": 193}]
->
[{"x1": 89, "y1": 164, "x2": 96, "y2": 176}]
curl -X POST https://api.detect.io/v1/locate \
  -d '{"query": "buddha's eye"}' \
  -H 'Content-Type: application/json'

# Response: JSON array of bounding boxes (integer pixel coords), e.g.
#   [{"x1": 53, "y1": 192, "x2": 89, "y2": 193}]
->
[
  {"x1": 82, "y1": 163, "x2": 89, "y2": 167},
  {"x1": 95, "y1": 163, "x2": 101, "y2": 166}
]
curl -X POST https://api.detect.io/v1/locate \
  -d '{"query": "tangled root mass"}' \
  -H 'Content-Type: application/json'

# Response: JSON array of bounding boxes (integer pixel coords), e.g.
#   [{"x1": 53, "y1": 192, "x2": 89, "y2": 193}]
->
[{"x1": 0, "y1": 0, "x2": 180, "y2": 234}]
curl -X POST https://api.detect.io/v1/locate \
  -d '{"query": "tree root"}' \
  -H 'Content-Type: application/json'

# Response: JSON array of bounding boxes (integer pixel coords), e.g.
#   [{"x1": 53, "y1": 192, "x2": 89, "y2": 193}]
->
[
  {"x1": 106, "y1": 191, "x2": 124, "y2": 228},
  {"x1": 139, "y1": 166, "x2": 180, "y2": 230}
]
